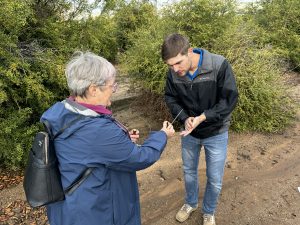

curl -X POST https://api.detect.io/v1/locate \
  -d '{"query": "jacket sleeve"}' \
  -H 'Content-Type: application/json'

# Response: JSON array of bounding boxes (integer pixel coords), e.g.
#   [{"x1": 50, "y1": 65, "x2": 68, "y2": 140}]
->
[
  {"x1": 164, "y1": 72, "x2": 189, "y2": 124},
  {"x1": 204, "y1": 60, "x2": 239, "y2": 122},
  {"x1": 85, "y1": 121, "x2": 168, "y2": 172}
]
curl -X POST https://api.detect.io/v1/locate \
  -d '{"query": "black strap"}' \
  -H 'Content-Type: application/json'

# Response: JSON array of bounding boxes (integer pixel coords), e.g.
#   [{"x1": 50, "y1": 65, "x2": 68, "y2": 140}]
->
[
  {"x1": 55, "y1": 115, "x2": 85, "y2": 139},
  {"x1": 42, "y1": 115, "x2": 85, "y2": 139},
  {"x1": 64, "y1": 168, "x2": 94, "y2": 195},
  {"x1": 43, "y1": 115, "x2": 94, "y2": 195}
]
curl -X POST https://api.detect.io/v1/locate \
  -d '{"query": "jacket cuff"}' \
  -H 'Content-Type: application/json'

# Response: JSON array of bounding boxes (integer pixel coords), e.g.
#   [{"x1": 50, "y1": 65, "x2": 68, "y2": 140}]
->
[
  {"x1": 179, "y1": 113, "x2": 189, "y2": 124},
  {"x1": 203, "y1": 110, "x2": 218, "y2": 122}
]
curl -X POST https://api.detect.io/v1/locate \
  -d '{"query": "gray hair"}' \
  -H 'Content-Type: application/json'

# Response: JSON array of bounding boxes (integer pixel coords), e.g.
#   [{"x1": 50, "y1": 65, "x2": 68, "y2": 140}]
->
[{"x1": 65, "y1": 51, "x2": 116, "y2": 97}]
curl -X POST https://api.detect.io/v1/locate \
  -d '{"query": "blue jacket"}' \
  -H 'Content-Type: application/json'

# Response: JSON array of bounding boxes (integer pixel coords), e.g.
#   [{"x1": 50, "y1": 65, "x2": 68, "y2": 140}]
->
[{"x1": 42, "y1": 99, "x2": 167, "y2": 225}]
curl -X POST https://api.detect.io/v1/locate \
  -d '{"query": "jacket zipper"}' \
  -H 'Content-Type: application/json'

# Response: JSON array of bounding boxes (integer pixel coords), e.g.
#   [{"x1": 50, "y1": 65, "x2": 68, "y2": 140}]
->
[
  {"x1": 190, "y1": 80, "x2": 195, "y2": 113},
  {"x1": 42, "y1": 132, "x2": 49, "y2": 164}
]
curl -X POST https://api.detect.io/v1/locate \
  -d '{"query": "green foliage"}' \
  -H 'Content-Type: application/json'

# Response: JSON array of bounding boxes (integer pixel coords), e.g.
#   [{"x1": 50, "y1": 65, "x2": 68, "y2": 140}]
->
[
  {"x1": 0, "y1": 0, "x2": 112, "y2": 168},
  {"x1": 231, "y1": 50, "x2": 295, "y2": 132},
  {"x1": 118, "y1": 16, "x2": 171, "y2": 93},
  {"x1": 120, "y1": 0, "x2": 236, "y2": 92},
  {"x1": 0, "y1": 38, "x2": 67, "y2": 168},
  {"x1": 63, "y1": 15, "x2": 118, "y2": 62},
  {"x1": 0, "y1": 108, "x2": 39, "y2": 169},
  {"x1": 114, "y1": 0, "x2": 158, "y2": 52},
  {"x1": 0, "y1": 0, "x2": 299, "y2": 169},
  {"x1": 120, "y1": 1, "x2": 297, "y2": 134},
  {"x1": 212, "y1": 19, "x2": 296, "y2": 132},
  {"x1": 251, "y1": 0, "x2": 300, "y2": 70},
  {"x1": 0, "y1": 1, "x2": 42, "y2": 168},
  {"x1": 0, "y1": 0, "x2": 33, "y2": 35},
  {"x1": 162, "y1": 0, "x2": 236, "y2": 48}
]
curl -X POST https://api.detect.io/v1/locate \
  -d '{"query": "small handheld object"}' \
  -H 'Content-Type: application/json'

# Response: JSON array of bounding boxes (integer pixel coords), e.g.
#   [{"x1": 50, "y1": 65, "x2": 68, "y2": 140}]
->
[{"x1": 171, "y1": 109, "x2": 183, "y2": 124}]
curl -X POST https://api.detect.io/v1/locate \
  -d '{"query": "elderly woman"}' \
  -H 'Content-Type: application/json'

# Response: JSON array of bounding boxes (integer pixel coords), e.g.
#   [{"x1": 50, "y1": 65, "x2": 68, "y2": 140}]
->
[{"x1": 42, "y1": 52, "x2": 174, "y2": 225}]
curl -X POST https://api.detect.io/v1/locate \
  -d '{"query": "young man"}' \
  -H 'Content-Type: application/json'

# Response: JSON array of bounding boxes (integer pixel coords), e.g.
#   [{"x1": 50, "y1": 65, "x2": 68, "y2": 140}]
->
[{"x1": 161, "y1": 33, "x2": 238, "y2": 225}]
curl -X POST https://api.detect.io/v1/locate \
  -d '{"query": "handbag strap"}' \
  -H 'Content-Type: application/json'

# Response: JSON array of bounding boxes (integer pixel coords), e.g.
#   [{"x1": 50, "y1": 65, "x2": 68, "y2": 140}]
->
[
  {"x1": 64, "y1": 168, "x2": 94, "y2": 195},
  {"x1": 43, "y1": 114, "x2": 94, "y2": 195},
  {"x1": 43, "y1": 115, "x2": 86, "y2": 140}
]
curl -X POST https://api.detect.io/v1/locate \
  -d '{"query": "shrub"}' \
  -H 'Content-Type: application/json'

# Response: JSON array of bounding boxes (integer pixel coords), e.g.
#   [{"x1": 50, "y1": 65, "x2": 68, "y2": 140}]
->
[
  {"x1": 213, "y1": 20, "x2": 296, "y2": 132},
  {"x1": 119, "y1": 24, "x2": 169, "y2": 94},
  {"x1": 162, "y1": 0, "x2": 236, "y2": 48},
  {"x1": 120, "y1": 0, "x2": 236, "y2": 92},
  {"x1": 251, "y1": 0, "x2": 300, "y2": 70},
  {"x1": 63, "y1": 15, "x2": 118, "y2": 62},
  {"x1": 231, "y1": 49, "x2": 295, "y2": 132},
  {"x1": 0, "y1": 0, "x2": 118, "y2": 168},
  {"x1": 120, "y1": 3, "x2": 296, "y2": 133},
  {"x1": 0, "y1": 42, "x2": 68, "y2": 168},
  {"x1": 114, "y1": 0, "x2": 158, "y2": 52}
]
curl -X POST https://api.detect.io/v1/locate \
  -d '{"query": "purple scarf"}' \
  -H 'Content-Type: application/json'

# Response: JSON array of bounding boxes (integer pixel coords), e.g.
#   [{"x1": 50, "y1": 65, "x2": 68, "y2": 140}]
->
[
  {"x1": 68, "y1": 96, "x2": 112, "y2": 115},
  {"x1": 68, "y1": 96, "x2": 130, "y2": 137}
]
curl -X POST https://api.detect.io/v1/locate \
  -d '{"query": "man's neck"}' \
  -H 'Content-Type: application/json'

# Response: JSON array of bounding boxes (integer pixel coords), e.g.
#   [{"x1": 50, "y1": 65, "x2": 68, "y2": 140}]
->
[{"x1": 189, "y1": 52, "x2": 201, "y2": 74}]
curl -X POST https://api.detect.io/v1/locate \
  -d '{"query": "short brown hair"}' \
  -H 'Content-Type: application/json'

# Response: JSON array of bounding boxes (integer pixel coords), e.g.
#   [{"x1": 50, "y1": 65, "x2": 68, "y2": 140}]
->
[{"x1": 161, "y1": 33, "x2": 190, "y2": 61}]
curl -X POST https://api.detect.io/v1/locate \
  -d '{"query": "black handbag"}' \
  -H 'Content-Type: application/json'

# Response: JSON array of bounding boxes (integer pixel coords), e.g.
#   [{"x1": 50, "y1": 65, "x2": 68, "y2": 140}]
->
[{"x1": 23, "y1": 115, "x2": 93, "y2": 208}]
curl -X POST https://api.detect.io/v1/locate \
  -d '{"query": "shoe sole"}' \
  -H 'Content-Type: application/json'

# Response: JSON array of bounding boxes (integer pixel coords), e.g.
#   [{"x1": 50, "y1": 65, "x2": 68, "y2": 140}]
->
[{"x1": 175, "y1": 208, "x2": 198, "y2": 223}]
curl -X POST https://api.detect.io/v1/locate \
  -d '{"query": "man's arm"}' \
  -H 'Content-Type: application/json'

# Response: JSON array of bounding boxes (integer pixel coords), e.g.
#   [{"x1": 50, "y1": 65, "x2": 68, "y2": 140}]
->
[{"x1": 203, "y1": 59, "x2": 239, "y2": 122}]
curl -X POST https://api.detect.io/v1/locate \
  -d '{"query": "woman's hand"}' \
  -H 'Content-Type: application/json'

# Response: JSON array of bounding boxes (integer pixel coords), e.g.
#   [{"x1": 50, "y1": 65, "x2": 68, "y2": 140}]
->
[
  {"x1": 161, "y1": 121, "x2": 175, "y2": 137},
  {"x1": 129, "y1": 129, "x2": 140, "y2": 143}
]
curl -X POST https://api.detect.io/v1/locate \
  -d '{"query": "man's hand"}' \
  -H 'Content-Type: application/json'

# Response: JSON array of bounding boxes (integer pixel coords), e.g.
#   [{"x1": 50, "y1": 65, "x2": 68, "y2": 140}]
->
[
  {"x1": 129, "y1": 129, "x2": 140, "y2": 143},
  {"x1": 180, "y1": 114, "x2": 206, "y2": 136},
  {"x1": 184, "y1": 117, "x2": 195, "y2": 131}
]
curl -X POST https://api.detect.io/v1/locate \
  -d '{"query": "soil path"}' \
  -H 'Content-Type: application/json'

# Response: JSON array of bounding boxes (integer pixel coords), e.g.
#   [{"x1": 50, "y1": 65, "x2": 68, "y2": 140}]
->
[{"x1": 0, "y1": 73, "x2": 299, "y2": 225}]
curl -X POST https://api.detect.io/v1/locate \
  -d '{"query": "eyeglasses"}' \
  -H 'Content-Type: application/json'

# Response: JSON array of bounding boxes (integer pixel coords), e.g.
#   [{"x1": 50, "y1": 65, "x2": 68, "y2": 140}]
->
[{"x1": 99, "y1": 82, "x2": 118, "y2": 93}]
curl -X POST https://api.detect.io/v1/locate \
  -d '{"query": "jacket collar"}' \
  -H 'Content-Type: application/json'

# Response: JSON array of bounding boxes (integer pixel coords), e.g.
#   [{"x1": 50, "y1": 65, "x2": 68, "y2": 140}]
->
[
  {"x1": 63, "y1": 97, "x2": 112, "y2": 117},
  {"x1": 170, "y1": 48, "x2": 213, "y2": 81},
  {"x1": 198, "y1": 49, "x2": 213, "y2": 74}
]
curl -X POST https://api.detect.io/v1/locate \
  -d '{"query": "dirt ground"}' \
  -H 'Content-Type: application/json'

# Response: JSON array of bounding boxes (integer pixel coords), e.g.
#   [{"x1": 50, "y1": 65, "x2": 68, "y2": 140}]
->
[{"x1": 0, "y1": 73, "x2": 299, "y2": 225}]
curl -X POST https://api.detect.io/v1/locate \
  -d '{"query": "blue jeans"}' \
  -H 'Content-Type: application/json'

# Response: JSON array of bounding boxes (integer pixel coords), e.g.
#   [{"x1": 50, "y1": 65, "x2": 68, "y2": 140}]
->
[{"x1": 181, "y1": 131, "x2": 228, "y2": 214}]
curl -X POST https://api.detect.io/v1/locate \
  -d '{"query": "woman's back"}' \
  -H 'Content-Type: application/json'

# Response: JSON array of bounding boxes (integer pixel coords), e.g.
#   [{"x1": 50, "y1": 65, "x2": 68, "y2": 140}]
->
[{"x1": 43, "y1": 100, "x2": 168, "y2": 225}]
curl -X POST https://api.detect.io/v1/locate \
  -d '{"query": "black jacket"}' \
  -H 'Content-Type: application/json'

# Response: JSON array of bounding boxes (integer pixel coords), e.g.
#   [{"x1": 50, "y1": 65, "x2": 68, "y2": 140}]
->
[{"x1": 164, "y1": 49, "x2": 238, "y2": 139}]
